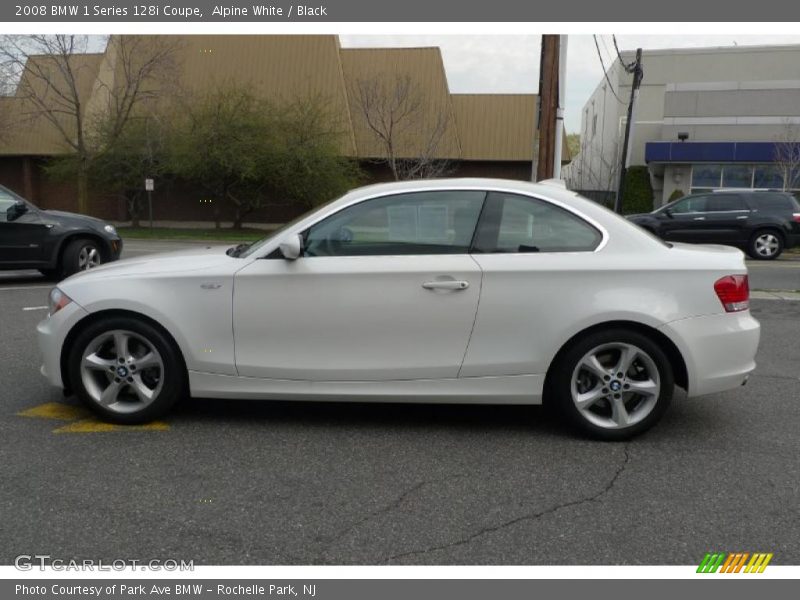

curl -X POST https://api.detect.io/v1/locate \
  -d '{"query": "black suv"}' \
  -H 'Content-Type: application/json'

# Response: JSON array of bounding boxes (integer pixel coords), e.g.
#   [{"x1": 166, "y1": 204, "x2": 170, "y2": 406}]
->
[
  {"x1": 0, "y1": 185, "x2": 123, "y2": 278},
  {"x1": 627, "y1": 190, "x2": 800, "y2": 260}
]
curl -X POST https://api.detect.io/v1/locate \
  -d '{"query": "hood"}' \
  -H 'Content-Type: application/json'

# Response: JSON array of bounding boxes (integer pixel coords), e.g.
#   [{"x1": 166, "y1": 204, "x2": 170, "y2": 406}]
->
[
  {"x1": 43, "y1": 209, "x2": 109, "y2": 228},
  {"x1": 625, "y1": 213, "x2": 652, "y2": 221},
  {"x1": 61, "y1": 245, "x2": 239, "y2": 284}
]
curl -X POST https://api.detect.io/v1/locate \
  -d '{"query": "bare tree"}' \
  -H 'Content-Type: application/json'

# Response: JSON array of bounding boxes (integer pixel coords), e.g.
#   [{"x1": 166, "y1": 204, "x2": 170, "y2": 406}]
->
[
  {"x1": 0, "y1": 60, "x2": 21, "y2": 145},
  {"x1": 773, "y1": 120, "x2": 800, "y2": 192},
  {"x1": 0, "y1": 34, "x2": 180, "y2": 214},
  {"x1": 349, "y1": 74, "x2": 454, "y2": 180}
]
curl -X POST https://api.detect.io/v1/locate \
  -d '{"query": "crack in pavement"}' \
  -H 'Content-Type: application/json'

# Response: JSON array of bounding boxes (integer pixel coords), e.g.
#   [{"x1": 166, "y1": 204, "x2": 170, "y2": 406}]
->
[
  {"x1": 317, "y1": 474, "x2": 466, "y2": 561},
  {"x1": 378, "y1": 443, "x2": 632, "y2": 564}
]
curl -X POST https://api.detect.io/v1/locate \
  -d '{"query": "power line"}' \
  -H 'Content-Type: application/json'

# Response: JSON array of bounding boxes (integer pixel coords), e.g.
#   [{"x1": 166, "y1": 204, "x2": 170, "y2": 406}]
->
[
  {"x1": 593, "y1": 34, "x2": 626, "y2": 104},
  {"x1": 599, "y1": 35, "x2": 616, "y2": 67},
  {"x1": 612, "y1": 34, "x2": 636, "y2": 72}
]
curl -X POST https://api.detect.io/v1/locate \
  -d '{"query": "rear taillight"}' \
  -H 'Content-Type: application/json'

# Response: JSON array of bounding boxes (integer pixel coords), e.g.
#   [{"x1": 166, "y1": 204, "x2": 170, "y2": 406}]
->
[
  {"x1": 792, "y1": 212, "x2": 800, "y2": 223},
  {"x1": 714, "y1": 275, "x2": 749, "y2": 313}
]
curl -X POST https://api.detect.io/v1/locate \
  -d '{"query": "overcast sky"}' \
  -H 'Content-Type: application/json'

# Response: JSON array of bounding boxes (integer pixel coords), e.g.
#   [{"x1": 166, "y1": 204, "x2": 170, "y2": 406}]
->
[{"x1": 341, "y1": 35, "x2": 800, "y2": 134}]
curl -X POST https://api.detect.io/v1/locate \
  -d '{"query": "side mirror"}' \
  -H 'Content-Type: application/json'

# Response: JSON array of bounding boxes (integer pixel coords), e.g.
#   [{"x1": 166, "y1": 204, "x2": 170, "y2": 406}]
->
[
  {"x1": 663, "y1": 208, "x2": 674, "y2": 219},
  {"x1": 7, "y1": 200, "x2": 28, "y2": 222},
  {"x1": 278, "y1": 233, "x2": 303, "y2": 260}
]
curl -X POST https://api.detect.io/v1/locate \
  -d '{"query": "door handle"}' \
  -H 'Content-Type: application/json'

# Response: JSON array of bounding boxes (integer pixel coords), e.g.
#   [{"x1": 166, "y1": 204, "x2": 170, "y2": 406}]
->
[
  {"x1": 693, "y1": 217, "x2": 705, "y2": 221},
  {"x1": 422, "y1": 280, "x2": 469, "y2": 291},
  {"x1": 736, "y1": 215, "x2": 748, "y2": 220}
]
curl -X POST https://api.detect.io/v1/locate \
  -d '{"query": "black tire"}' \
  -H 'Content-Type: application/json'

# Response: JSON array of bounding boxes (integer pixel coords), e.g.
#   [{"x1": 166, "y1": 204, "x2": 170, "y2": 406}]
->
[
  {"x1": 61, "y1": 238, "x2": 103, "y2": 277},
  {"x1": 747, "y1": 229, "x2": 784, "y2": 260},
  {"x1": 68, "y1": 316, "x2": 186, "y2": 424},
  {"x1": 550, "y1": 328, "x2": 674, "y2": 441}
]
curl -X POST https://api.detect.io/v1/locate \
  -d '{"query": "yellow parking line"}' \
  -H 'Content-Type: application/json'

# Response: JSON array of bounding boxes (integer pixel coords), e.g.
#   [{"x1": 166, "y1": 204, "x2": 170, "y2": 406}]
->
[
  {"x1": 17, "y1": 402, "x2": 90, "y2": 421},
  {"x1": 53, "y1": 419, "x2": 170, "y2": 433},
  {"x1": 17, "y1": 402, "x2": 170, "y2": 433}
]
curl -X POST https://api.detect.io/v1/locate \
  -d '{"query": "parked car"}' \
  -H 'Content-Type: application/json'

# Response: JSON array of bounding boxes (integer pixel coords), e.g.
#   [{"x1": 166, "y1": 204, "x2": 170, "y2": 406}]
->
[
  {"x1": 37, "y1": 179, "x2": 760, "y2": 440},
  {"x1": 0, "y1": 184, "x2": 122, "y2": 279},
  {"x1": 627, "y1": 190, "x2": 800, "y2": 260}
]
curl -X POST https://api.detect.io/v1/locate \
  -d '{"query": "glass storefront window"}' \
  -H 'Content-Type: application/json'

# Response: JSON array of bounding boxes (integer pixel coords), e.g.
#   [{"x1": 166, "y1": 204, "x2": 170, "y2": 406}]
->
[
  {"x1": 721, "y1": 165, "x2": 753, "y2": 188},
  {"x1": 691, "y1": 165, "x2": 722, "y2": 188},
  {"x1": 753, "y1": 166, "x2": 784, "y2": 189}
]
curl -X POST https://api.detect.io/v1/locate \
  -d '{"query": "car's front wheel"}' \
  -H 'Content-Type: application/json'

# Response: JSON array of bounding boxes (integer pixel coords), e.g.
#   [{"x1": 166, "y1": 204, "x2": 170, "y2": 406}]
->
[
  {"x1": 62, "y1": 238, "x2": 104, "y2": 277},
  {"x1": 68, "y1": 316, "x2": 186, "y2": 424},
  {"x1": 551, "y1": 329, "x2": 674, "y2": 440},
  {"x1": 748, "y1": 229, "x2": 784, "y2": 260}
]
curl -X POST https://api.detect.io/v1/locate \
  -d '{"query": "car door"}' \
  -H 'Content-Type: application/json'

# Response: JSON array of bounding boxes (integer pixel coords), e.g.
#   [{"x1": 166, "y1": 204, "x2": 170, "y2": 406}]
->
[
  {"x1": 232, "y1": 190, "x2": 486, "y2": 381},
  {"x1": 703, "y1": 193, "x2": 751, "y2": 243},
  {"x1": 0, "y1": 194, "x2": 48, "y2": 266},
  {"x1": 659, "y1": 194, "x2": 711, "y2": 242},
  {"x1": 462, "y1": 191, "x2": 604, "y2": 378}
]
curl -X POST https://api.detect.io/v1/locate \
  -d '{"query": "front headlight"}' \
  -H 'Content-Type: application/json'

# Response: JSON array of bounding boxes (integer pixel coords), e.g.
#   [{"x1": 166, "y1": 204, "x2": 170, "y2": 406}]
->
[
  {"x1": 48, "y1": 288, "x2": 73, "y2": 317},
  {"x1": 103, "y1": 224, "x2": 117, "y2": 235}
]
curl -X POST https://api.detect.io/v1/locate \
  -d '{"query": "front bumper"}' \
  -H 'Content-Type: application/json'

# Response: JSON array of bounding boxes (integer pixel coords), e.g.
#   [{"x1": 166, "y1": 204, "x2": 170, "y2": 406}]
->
[
  {"x1": 659, "y1": 310, "x2": 760, "y2": 398},
  {"x1": 37, "y1": 300, "x2": 89, "y2": 390}
]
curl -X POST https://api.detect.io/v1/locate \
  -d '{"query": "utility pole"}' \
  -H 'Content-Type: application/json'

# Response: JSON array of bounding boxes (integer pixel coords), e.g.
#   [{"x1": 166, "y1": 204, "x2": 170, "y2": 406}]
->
[
  {"x1": 552, "y1": 36, "x2": 568, "y2": 179},
  {"x1": 615, "y1": 47, "x2": 643, "y2": 214},
  {"x1": 535, "y1": 35, "x2": 560, "y2": 181}
]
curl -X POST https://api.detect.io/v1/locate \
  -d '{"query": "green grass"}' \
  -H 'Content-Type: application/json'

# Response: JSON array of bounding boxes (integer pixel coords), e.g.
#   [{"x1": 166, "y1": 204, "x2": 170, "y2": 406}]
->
[{"x1": 118, "y1": 226, "x2": 274, "y2": 242}]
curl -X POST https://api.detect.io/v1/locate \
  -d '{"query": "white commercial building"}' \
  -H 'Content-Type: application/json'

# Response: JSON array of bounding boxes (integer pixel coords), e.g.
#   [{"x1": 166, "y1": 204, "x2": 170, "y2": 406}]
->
[{"x1": 565, "y1": 44, "x2": 800, "y2": 207}]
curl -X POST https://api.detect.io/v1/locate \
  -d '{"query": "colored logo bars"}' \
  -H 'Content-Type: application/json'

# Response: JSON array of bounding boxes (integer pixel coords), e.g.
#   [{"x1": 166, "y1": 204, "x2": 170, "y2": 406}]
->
[{"x1": 697, "y1": 552, "x2": 773, "y2": 573}]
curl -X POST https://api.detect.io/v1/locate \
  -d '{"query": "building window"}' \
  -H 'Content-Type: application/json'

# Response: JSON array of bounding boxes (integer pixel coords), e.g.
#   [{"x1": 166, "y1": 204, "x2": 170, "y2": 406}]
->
[
  {"x1": 691, "y1": 164, "x2": 723, "y2": 189},
  {"x1": 691, "y1": 163, "x2": 800, "y2": 194},
  {"x1": 592, "y1": 114, "x2": 598, "y2": 138},
  {"x1": 721, "y1": 165, "x2": 753, "y2": 188},
  {"x1": 753, "y1": 166, "x2": 784, "y2": 189}
]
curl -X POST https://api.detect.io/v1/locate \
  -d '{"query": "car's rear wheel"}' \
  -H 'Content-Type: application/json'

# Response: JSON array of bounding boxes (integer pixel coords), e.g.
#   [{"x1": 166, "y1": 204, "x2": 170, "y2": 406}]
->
[
  {"x1": 68, "y1": 316, "x2": 186, "y2": 424},
  {"x1": 748, "y1": 230, "x2": 784, "y2": 260},
  {"x1": 552, "y1": 329, "x2": 674, "y2": 440},
  {"x1": 62, "y1": 238, "x2": 103, "y2": 277}
]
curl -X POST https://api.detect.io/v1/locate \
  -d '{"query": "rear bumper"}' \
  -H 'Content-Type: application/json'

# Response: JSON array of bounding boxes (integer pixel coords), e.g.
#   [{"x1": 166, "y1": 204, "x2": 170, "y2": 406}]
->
[
  {"x1": 659, "y1": 310, "x2": 760, "y2": 398},
  {"x1": 785, "y1": 232, "x2": 800, "y2": 249}
]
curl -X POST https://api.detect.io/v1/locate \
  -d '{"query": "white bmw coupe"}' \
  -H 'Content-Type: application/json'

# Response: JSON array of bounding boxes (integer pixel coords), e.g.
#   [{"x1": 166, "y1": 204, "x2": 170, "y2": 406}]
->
[{"x1": 38, "y1": 179, "x2": 760, "y2": 439}]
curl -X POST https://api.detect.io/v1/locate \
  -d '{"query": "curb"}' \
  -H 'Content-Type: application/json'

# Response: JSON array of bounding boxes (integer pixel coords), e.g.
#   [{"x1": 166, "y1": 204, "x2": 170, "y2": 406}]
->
[{"x1": 751, "y1": 291, "x2": 800, "y2": 301}]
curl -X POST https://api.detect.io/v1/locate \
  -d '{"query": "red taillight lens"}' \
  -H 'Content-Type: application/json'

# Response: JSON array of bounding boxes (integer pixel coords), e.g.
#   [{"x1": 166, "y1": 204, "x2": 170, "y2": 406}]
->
[
  {"x1": 792, "y1": 212, "x2": 800, "y2": 223},
  {"x1": 714, "y1": 275, "x2": 750, "y2": 313}
]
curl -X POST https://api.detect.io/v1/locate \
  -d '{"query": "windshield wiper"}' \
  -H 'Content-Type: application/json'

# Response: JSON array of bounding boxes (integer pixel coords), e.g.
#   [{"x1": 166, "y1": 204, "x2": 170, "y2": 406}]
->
[{"x1": 226, "y1": 242, "x2": 251, "y2": 258}]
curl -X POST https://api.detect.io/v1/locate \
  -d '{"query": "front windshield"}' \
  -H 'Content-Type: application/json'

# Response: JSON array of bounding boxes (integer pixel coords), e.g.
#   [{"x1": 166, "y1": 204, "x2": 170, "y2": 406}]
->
[{"x1": 237, "y1": 194, "x2": 345, "y2": 258}]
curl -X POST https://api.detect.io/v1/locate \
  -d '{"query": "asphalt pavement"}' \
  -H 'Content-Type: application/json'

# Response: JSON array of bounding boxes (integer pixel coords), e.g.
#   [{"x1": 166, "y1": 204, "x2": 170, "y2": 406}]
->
[{"x1": 0, "y1": 240, "x2": 799, "y2": 565}]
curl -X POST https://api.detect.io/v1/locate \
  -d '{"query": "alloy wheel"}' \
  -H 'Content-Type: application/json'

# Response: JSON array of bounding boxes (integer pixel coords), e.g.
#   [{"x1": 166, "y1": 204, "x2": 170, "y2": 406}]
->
[
  {"x1": 570, "y1": 342, "x2": 661, "y2": 430},
  {"x1": 79, "y1": 330, "x2": 165, "y2": 414},
  {"x1": 754, "y1": 233, "x2": 780, "y2": 258},
  {"x1": 77, "y1": 245, "x2": 101, "y2": 270}
]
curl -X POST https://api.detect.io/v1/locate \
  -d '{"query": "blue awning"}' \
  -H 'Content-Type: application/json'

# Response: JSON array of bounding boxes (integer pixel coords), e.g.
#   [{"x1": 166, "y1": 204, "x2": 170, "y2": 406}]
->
[{"x1": 645, "y1": 141, "x2": 797, "y2": 163}]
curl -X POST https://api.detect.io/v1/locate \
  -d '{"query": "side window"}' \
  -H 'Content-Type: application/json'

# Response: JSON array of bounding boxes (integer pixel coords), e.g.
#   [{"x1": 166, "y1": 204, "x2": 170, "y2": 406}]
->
[
  {"x1": 754, "y1": 194, "x2": 792, "y2": 212},
  {"x1": 670, "y1": 195, "x2": 708, "y2": 214},
  {"x1": 304, "y1": 191, "x2": 486, "y2": 257},
  {"x1": 706, "y1": 194, "x2": 747, "y2": 212},
  {"x1": 473, "y1": 192, "x2": 602, "y2": 254}
]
